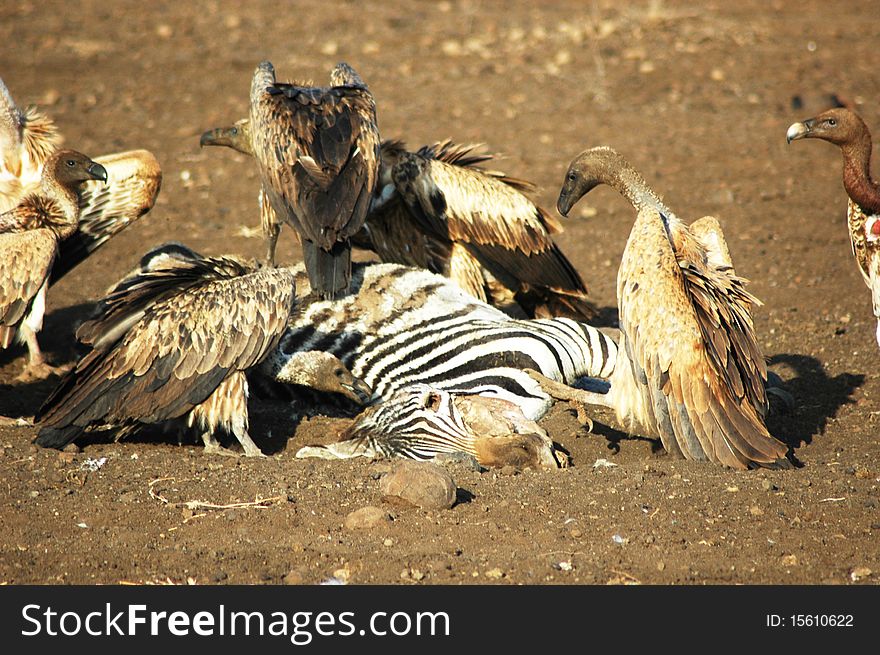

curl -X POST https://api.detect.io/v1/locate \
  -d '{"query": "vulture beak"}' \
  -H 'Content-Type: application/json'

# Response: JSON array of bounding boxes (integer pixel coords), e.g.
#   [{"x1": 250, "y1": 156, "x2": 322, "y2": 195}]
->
[
  {"x1": 557, "y1": 189, "x2": 573, "y2": 217},
  {"x1": 199, "y1": 127, "x2": 231, "y2": 148},
  {"x1": 786, "y1": 119, "x2": 814, "y2": 144},
  {"x1": 88, "y1": 162, "x2": 108, "y2": 183},
  {"x1": 341, "y1": 376, "x2": 373, "y2": 405}
]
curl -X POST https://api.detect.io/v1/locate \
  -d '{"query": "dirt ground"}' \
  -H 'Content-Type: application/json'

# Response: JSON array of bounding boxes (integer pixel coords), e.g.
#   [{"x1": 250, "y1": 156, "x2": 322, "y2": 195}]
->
[{"x1": 1, "y1": 0, "x2": 879, "y2": 586}]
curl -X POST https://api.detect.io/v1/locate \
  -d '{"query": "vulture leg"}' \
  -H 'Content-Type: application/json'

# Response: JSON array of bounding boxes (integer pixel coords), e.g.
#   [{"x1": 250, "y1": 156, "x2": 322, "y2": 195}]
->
[
  {"x1": 264, "y1": 220, "x2": 281, "y2": 267},
  {"x1": 523, "y1": 368, "x2": 620, "y2": 430},
  {"x1": 231, "y1": 423, "x2": 265, "y2": 458},
  {"x1": 15, "y1": 325, "x2": 69, "y2": 382}
]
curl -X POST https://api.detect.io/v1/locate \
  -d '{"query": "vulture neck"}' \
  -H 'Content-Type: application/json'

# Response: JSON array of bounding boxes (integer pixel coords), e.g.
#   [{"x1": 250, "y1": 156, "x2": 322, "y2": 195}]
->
[
  {"x1": 39, "y1": 174, "x2": 80, "y2": 234},
  {"x1": 841, "y1": 136, "x2": 880, "y2": 215},
  {"x1": 610, "y1": 164, "x2": 674, "y2": 216}
]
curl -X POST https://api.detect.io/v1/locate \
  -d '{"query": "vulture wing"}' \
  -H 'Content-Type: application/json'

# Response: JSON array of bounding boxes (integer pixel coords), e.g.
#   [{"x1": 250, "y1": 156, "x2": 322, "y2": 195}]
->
[{"x1": 51, "y1": 150, "x2": 162, "y2": 283}]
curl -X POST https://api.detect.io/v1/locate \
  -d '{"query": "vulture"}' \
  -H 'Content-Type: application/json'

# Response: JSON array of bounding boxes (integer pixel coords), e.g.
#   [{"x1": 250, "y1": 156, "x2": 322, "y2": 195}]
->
[
  {"x1": 247, "y1": 60, "x2": 380, "y2": 297},
  {"x1": 367, "y1": 139, "x2": 595, "y2": 320},
  {"x1": 1, "y1": 149, "x2": 108, "y2": 382},
  {"x1": 33, "y1": 249, "x2": 296, "y2": 456},
  {"x1": 296, "y1": 383, "x2": 565, "y2": 469},
  {"x1": 787, "y1": 108, "x2": 880, "y2": 346},
  {"x1": 201, "y1": 127, "x2": 595, "y2": 320},
  {"x1": 0, "y1": 77, "x2": 162, "y2": 284},
  {"x1": 556, "y1": 146, "x2": 790, "y2": 469}
]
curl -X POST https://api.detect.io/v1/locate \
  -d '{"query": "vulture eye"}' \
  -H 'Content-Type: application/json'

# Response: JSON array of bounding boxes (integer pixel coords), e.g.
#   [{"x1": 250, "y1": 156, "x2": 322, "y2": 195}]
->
[
  {"x1": 334, "y1": 368, "x2": 344, "y2": 378},
  {"x1": 66, "y1": 159, "x2": 76, "y2": 167},
  {"x1": 827, "y1": 118, "x2": 837, "y2": 127},
  {"x1": 231, "y1": 127, "x2": 238, "y2": 135}
]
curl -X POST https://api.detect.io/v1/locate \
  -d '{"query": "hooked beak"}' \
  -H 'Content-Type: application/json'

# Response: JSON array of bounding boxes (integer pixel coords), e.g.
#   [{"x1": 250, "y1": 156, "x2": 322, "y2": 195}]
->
[
  {"x1": 88, "y1": 162, "x2": 108, "y2": 183},
  {"x1": 341, "y1": 376, "x2": 372, "y2": 405},
  {"x1": 557, "y1": 189, "x2": 573, "y2": 217},
  {"x1": 786, "y1": 119, "x2": 814, "y2": 144},
  {"x1": 199, "y1": 127, "x2": 230, "y2": 148}
]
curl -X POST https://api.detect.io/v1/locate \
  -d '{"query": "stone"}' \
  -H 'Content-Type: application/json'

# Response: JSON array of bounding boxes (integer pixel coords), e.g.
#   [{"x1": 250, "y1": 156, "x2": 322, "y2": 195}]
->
[
  {"x1": 344, "y1": 506, "x2": 391, "y2": 530},
  {"x1": 380, "y1": 461, "x2": 457, "y2": 510}
]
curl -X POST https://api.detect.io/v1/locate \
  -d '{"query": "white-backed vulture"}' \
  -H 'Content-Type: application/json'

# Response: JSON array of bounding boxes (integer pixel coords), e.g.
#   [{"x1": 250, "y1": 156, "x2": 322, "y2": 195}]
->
[
  {"x1": 34, "y1": 251, "x2": 297, "y2": 456},
  {"x1": 364, "y1": 139, "x2": 595, "y2": 320},
  {"x1": 0, "y1": 77, "x2": 162, "y2": 284},
  {"x1": 1, "y1": 150, "x2": 107, "y2": 382},
  {"x1": 787, "y1": 108, "x2": 880, "y2": 347},
  {"x1": 248, "y1": 60, "x2": 380, "y2": 298},
  {"x1": 556, "y1": 146, "x2": 790, "y2": 469}
]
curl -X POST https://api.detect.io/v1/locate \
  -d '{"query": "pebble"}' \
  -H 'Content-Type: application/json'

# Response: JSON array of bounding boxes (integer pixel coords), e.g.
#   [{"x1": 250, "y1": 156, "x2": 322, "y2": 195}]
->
[
  {"x1": 344, "y1": 506, "x2": 391, "y2": 530},
  {"x1": 380, "y1": 461, "x2": 457, "y2": 510},
  {"x1": 283, "y1": 570, "x2": 305, "y2": 585},
  {"x1": 57, "y1": 451, "x2": 76, "y2": 465},
  {"x1": 781, "y1": 554, "x2": 798, "y2": 566},
  {"x1": 62, "y1": 443, "x2": 81, "y2": 454},
  {"x1": 500, "y1": 465, "x2": 518, "y2": 476},
  {"x1": 850, "y1": 566, "x2": 872, "y2": 582},
  {"x1": 485, "y1": 568, "x2": 504, "y2": 579},
  {"x1": 761, "y1": 479, "x2": 777, "y2": 491},
  {"x1": 749, "y1": 506, "x2": 765, "y2": 516},
  {"x1": 434, "y1": 452, "x2": 482, "y2": 472}
]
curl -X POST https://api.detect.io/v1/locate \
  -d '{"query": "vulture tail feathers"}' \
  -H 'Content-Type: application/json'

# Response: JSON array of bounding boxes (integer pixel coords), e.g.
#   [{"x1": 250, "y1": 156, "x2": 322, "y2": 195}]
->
[{"x1": 302, "y1": 239, "x2": 352, "y2": 300}]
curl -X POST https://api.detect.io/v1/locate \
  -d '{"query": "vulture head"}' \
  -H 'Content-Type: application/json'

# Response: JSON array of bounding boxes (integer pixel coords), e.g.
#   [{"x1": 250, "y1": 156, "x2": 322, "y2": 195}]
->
[
  {"x1": 786, "y1": 107, "x2": 870, "y2": 148},
  {"x1": 200, "y1": 119, "x2": 253, "y2": 156},
  {"x1": 273, "y1": 350, "x2": 373, "y2": 405},
  {"x1": 557, "y1": 146, "x2": 626, "y2": 216},
  {"x1": 48, "y1": 149, "x2": 108, "y2": 187}
]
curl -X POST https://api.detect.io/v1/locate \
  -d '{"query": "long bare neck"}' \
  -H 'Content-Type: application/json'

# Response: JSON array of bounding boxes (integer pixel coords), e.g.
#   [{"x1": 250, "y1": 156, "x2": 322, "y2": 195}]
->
[
  {"x1": 841, "y1": 138, "x2": 880, "y2": 215},
  {"x1": 609, "y1": 162, "x2": 677, "y2": 220}
]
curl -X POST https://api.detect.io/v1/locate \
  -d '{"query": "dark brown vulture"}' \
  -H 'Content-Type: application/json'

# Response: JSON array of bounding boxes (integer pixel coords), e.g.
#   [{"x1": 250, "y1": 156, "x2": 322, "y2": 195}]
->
[
  {"x1": 1, "y1": 149, "x2": 107, "y2": 382},
  {"x1": 787, "y1": 108, "x2": 880, "y2": 347},
  {"x1": 34, "y1": 249, "x2": 297, "y2": 456},
  {"x1": 364, "y1": 139, "x2": 595, "y2": 319},
  {"x1": 556, "y1": 146, "x2": 790, "y2": 469},
  {"x1": 247, "y1": 60, "x2": 380, "y2": 298},
  {"x1": 1, "y1": 78, "x2": 162, "y2": 285}
]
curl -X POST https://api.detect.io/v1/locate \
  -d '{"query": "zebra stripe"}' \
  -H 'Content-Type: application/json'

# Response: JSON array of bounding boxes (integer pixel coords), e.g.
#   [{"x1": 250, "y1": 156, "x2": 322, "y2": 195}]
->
[{"x1": 267, "y1": 263, "x2": 617, "y2": 421}]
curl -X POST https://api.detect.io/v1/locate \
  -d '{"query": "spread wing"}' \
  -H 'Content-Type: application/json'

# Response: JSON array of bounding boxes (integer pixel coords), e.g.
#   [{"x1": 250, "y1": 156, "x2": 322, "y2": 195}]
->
[
  {"x1": 391, "y1": 145, "x2": 591, "y2": 310},
  {"x1": 0, "y1": 229, "x2": 57, "y2": 339},
  {"x1": 51, "y1": 150, "x2": 162, "y2": 283},
  {"x1": 36, "y1": 261, "x2": 296, "y2": 444},
  {"x1": 0, "y1": 79, "x2": 61, "y2": 212},
  {"x1": 618, "y1": 207, "x2": 786, "y2": 469},
  {"x1": 249, "y1": 65, "x2": 379, "y2": 248}
]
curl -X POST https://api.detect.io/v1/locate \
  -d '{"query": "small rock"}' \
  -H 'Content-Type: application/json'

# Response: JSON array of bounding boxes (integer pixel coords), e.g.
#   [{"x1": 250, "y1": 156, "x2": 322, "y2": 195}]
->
[
  {"x1": 434, "y1": 451, "x2": 482, "y2": 472},
  {"x1": 781, "y1": 554, "x2": 798, "y2": 566},
  {"x1": 485, "y1": 568, "x2": 504, "y2": 579},
  {"x1": 612, "y1": 534, "x2": 628, "y2": 545},
  {"x1": 156, "y1": 24, "x2": 173, "y2": 39},
  {"x1": 749, "y1": 506, "x2": 765, "y2": 516},
  {"x1": 855, "y1": 468, "x2": 871, "y2": 479},
  {"x1": 761, "y1": 479, "x2": 776, "y2": 491},
  {"x1": 383, "y1": 538, "x2": 394, "y2": 547},
  {"x1": 57, "y1": 451, "x2": 76, "y2": 465},
  {"x1": 344, "y1": 506, "x2": 391, "y2": 530},
  {"x1": 283, "y1": 570, "x2": 305, "y2": 585},
  {"x1": 380, "y1": 461, "x2": 457, "y2": 510},
  {"x1": 569, "y1": 528, "x2": 582, "y2": 539},
  {"x1": 850, "y1": 566, "x2": 872, "y2": 582},
  {"x1": 62, "y1": 443, "x2": 81, "y2": 454},
  {"x1": 29, "y1": 490, "x2": 40, "y2": 498},
  {"x1": 657, "y1": 561, "x2": 666, "y2": 571},
  {"x1": 500, "y1": 465, "x2": 518, "y2": 476},
  {"x1": 211, "y1": 571, "x2": 228, "y2": 583},
  {"x1": 411, "y1": 569, "x2": 424, "y2": 581}
]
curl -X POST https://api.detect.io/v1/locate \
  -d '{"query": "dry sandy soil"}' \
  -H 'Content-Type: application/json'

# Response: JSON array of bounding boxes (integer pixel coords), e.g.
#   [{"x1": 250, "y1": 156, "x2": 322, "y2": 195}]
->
[{"x1": 1, "y1": 0, "x2": 879, "y2": 586}]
